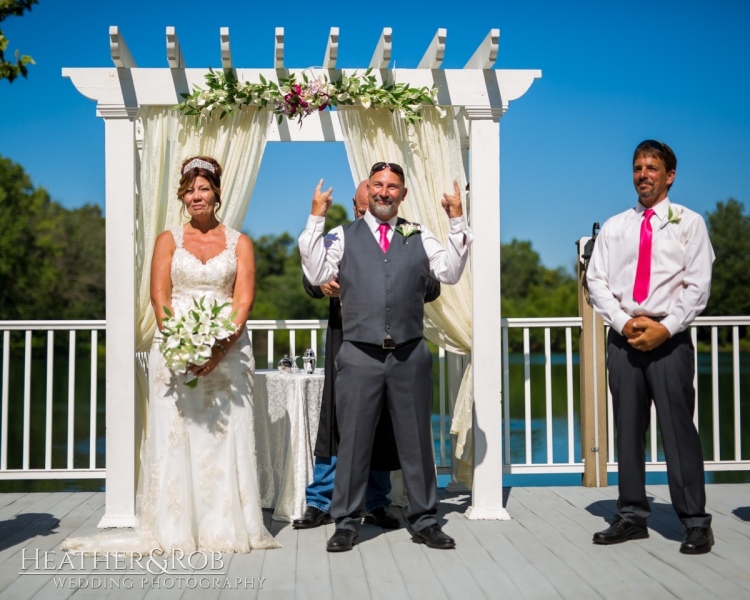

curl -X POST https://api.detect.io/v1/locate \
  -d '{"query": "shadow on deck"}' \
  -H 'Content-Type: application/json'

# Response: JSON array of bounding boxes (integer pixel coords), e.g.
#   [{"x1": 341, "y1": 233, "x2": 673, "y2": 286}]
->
[{"x1": 1, "y1": 484, "x2": 749, "y2": 599}]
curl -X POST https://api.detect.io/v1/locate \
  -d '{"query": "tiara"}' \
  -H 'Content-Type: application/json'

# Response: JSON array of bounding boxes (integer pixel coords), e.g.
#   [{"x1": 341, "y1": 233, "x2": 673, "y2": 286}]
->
[{"x1": 182, "y1": 158, "x2": 216, "y2": 174}]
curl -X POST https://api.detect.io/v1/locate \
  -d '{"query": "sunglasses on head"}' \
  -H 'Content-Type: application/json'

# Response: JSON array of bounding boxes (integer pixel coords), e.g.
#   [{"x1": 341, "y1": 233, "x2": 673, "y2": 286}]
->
[
  {"x1": 369, "y1": 162, "x2": 405, "y2": 181},
  {"x1": 636, "y1": 140, "x2": 671, "y2": 153}
]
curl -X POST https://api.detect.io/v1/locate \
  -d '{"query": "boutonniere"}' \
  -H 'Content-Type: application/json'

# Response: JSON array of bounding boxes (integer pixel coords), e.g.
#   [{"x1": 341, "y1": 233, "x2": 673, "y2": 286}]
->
[
  {"x1": 667, "y1": 205, "x2": 683, "y2": 225},
  {"x1": 396, "y1": 222, "x2": 422, "y2": 242}
]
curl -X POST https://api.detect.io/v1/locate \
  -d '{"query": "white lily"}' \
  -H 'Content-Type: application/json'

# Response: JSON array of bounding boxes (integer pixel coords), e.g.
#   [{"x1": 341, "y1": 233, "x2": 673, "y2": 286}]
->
[
  {"x1": 159, "y1": 297, "x2": 238, "y2": 388},
  {"x1": 396, "y1": 222, "x2": 422, "y2": 239},
  {"x1": 668, "y1": 205, "x2": 684, "y2": 225}
]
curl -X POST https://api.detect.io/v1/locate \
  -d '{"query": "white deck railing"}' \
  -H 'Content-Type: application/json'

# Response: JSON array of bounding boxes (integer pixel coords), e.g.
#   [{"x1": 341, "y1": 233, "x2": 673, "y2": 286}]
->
[
  {"x1": 0, "y1": 321, "x2": 106, "y2": 480},
  {"x1": 502, "y1": 316, "x2": 750, "y2": 475},
  {"x1": 1, "y1": 317, "x2": 748, "y2": 481}
]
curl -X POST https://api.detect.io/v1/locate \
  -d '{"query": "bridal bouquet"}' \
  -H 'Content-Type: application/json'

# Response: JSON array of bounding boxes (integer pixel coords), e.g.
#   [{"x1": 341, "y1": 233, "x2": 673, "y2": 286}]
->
[{"x1": 160, "y1": 297, "x2": 237, "y2": 388}]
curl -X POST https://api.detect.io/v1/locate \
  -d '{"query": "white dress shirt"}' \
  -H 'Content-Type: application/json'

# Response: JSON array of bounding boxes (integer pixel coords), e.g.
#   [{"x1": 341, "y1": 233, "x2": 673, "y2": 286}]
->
[
  {"x1": 298, "y1": 209, "x2": 473, "y2": 286},
  {"x1": 586, "y1": 197, "x2": 714, "y2": 336}
]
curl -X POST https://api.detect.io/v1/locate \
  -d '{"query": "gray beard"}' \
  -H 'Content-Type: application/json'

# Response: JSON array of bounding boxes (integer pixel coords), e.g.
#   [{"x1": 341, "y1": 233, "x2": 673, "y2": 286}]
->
[{"x1": 370, "y1": 202, "x2": 395, "y2": 219}]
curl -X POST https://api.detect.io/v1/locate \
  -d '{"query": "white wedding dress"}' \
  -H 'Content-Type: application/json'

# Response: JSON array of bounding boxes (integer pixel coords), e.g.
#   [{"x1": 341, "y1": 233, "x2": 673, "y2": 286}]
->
[{"x1": 63, "y1": 226, "x2": 279, "y2": 553}]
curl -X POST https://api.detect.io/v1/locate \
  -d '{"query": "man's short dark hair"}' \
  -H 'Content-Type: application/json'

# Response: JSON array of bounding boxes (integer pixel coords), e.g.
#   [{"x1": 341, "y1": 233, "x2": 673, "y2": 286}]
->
[{"x1": 633, "y1": 140, "x2": 677, "y2": 173}]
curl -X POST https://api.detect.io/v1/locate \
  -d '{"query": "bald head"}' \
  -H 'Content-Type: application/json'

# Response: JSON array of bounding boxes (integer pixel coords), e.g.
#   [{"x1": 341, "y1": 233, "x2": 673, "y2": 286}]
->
[{"x1": 353, "y1": 180, "x2": 369, "y2": 220}]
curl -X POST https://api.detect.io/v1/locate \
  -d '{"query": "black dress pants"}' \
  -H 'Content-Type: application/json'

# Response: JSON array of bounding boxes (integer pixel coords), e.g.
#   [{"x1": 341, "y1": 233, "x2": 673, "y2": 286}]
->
[{"x1": 607, "y1": 329, "x2": 711, "y2": 528}]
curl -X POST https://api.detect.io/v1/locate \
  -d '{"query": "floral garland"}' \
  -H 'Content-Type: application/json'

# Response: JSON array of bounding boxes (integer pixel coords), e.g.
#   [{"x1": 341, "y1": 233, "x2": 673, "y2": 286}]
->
[{"x1": 177, "y1": 68, "x2": 438, "y2": 125}]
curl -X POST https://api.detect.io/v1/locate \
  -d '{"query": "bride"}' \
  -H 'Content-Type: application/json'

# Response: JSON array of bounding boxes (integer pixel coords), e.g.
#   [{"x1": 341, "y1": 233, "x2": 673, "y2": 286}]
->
[{"x1": 63, "y1": 156, "x2": 278, "y2": 553}]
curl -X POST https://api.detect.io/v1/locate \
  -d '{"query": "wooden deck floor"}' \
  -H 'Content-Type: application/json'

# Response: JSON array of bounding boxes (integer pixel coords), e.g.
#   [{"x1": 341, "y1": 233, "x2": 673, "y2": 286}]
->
[{"x1": 1, "y1": 484, "x2": 749, "y2": 599}]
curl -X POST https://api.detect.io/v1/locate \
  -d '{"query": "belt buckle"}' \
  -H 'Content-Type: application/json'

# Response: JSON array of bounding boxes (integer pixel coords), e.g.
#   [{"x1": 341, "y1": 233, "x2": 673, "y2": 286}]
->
[{"x1": 381, "y1": 336, "x2": 396, "y2": 350}]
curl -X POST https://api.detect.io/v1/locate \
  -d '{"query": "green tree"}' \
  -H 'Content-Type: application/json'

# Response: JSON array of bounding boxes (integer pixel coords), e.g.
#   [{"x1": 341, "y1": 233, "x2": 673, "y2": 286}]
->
[
  {"x1": 704, "y1": 198, "x2": 750, "y2": 317},
  {"x1": 501, "y1": 239, "x2": 577, "y2": 317},
  {"x1": 0, "y1": 155, "x2": 105, "y2": 321},
  {"x1": 54, "y1": 204, "x2": 106, "y2": 319},
  {"x1": 253, "y1": 232, "x2": 295, "y2": 281},
  {"x1": 500, "y1": 239, "x2": 544, "y2": 302},
  {"x1": 500, "y1": 239, "x2": 578, "y2": 351},
  {"x1": 0, "y1": 0, "x2": 37, "y2": 83},
  {"x1": 324, "y1": 203, "x2": 348, "y2": 232},
  {"x1": 0, "y1": 155, "x2": 61, "y2": 319}
]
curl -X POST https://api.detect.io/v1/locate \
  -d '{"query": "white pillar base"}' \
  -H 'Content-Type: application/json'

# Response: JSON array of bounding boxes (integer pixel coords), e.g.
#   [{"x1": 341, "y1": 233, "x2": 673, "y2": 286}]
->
[
  {"x1": 97, "y1": 514, "x2": 138, "y2": 528},
  {"x1": 465, "y1": 505, "x2": 511, "y2": 520}
]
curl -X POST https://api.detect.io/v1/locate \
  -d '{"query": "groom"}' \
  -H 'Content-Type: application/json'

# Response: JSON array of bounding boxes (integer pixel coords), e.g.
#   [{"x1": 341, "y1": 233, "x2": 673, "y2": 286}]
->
[
  {"x1": 297, "y1": 180, "x2": 443, "y2": 530},
  {"x1": 296, "y1": 181, "x2": 402, "y2": 530},
  {"x1": 298, "y1": 162, "x2": 472, "y2": 552}
]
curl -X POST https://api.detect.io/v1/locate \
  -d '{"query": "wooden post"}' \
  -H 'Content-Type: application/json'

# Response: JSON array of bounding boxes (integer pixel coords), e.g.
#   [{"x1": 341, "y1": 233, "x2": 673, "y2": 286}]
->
[{"x1": 577, "y1": 237, "x2": 608, "y2": 487}]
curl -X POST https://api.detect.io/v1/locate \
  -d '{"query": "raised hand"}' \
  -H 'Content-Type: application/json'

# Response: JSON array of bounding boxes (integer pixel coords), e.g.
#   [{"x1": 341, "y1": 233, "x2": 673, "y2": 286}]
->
[
  {"x1": 441, "y1": 180, "x2": 464, "y2": 218},
  {"x1": 311, "y1": 179, "x2": 334, "y2": 217}
]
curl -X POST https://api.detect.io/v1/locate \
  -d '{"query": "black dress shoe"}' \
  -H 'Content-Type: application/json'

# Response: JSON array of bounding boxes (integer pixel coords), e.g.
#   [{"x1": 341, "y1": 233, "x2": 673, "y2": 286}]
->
[
  {"x1": 363, "y1": 507, "x2": 400, "y2": 529},
  {"x1": 326, "y1": 529, "x2": 358, "y2": 552},
  {"x1": 593, "y1": 515, "x2": 649, "y2": 545},
  {"x1": 411, "y1": 524, "x2": 455, "y2": 549},
  {"x1": 680, "y1": 527, "x2": 714, "y2": 554},
  {"x1": 292, "y1": 506, "x2": 333, "y2": 529}
]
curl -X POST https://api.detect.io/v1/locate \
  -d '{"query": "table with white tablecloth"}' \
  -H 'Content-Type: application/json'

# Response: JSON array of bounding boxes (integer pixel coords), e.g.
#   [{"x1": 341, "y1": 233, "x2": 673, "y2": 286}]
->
[{"x1": 253, "y1": 369, "x2": 324, "y2": 522}]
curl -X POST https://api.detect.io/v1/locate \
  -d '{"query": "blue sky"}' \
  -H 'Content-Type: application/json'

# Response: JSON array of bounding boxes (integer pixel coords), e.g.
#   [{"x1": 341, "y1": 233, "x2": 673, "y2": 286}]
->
[{"x1": 1, "y1": 0, "x2": 748, "y2": 272}]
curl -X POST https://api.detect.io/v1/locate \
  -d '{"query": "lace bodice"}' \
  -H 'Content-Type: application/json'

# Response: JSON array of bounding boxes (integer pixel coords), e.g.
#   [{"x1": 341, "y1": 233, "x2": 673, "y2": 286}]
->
[{"x1": 170, "y1": 226, "x2": 241, "y2": 312}]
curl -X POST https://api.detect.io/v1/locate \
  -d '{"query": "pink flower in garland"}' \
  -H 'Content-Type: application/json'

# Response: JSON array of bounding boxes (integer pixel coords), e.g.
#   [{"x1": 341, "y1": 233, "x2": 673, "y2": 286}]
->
[{"x1": 277, "y1": 76, "x2": 335, "y2": 124}]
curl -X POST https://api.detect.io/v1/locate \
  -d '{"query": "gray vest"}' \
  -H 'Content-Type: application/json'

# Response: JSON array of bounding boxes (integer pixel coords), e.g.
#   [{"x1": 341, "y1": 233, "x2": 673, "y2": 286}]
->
[{"x1": 339, "y1": 218, "x2": 430, "y2": 346}]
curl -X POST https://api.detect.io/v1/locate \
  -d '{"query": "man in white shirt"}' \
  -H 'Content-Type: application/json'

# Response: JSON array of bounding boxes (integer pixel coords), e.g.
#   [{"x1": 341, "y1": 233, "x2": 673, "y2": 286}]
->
[
  {"x1": 299, "y1": 162, "x2": 472, "y2": 552},
  {"x1": 586, "y1": 140, "x2": 715, "y2": 554}
]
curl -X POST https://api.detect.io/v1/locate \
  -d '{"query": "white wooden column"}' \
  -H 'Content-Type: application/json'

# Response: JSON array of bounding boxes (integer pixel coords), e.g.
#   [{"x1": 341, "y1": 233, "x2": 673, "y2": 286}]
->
[
  {"x1": 98, "y1": 106, "x2": 138, "y2": 528},
  {"x1": 465, "y1": 109, "x2": 510, "y2": 520}
]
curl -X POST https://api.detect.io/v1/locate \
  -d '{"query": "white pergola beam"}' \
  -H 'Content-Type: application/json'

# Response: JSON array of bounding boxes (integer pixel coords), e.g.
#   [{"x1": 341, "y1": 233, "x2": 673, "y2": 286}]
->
[
  {"x1": 109, "y1": 26, "x2": 136, "y2": 68},
  {"x1": 417, "y1": 28, "x2": 446, "y2": 69},
  {"x1": 63, "y1": 67, "x2": 541, "y2": 114},
  {"x1": 274, "y1": 27, "x2": 285, "y2": 69},
  {"x1": 465, "y1": 29, "x2": 499, "y2": 69},
  {"x1": 323, "y1": 27, "x2": 339, "y2": 68},
  {"x1": 166, "y1": 27, "x2": 183, "y2": 69},
  {"x1": 220, "y1": 27, "x2": 233, "y2": 71},
  {"x1": 369, "y1": 28, "x2": 392, "y2": 69}
]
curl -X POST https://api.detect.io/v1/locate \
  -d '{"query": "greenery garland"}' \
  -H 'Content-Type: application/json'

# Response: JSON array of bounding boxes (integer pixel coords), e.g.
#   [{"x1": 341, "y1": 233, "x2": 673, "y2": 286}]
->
[{"x1": 177, "y1": 68, "x2": 438, "y2": 125}]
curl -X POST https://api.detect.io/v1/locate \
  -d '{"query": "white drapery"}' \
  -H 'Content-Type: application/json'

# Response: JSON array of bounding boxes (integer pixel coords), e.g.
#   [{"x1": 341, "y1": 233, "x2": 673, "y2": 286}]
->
[
  {"x1": 134, "y1": 106, "x2": 271, "y2": 436},
  {"x1": 338, "y1": 107, "x2": 475, "y2": 484}
]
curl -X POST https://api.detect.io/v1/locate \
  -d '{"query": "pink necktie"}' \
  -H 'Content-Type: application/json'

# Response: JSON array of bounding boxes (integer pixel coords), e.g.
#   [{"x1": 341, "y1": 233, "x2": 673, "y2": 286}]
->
[
  {"x1": 378, "y1": 222, "x2": 390, "y2": 253},
  {"x1": 633, "y1": 208, "x2": 655, "y2": 303}
]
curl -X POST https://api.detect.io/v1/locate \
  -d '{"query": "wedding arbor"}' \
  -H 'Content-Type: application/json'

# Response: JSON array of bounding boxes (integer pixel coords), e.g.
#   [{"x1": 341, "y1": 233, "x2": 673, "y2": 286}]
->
[{"x1": 63, "y1": 26, "x2": 541, "y2": 527}]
